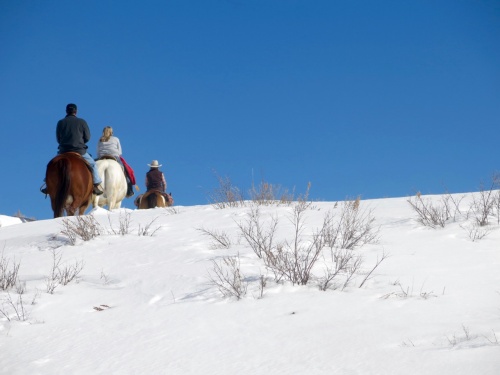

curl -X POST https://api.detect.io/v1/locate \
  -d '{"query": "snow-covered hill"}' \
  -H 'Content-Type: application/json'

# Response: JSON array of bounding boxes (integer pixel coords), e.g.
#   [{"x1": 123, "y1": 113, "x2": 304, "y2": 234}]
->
[{"x1": 1, "y1": 196, "x2": 499, "y2": 374}]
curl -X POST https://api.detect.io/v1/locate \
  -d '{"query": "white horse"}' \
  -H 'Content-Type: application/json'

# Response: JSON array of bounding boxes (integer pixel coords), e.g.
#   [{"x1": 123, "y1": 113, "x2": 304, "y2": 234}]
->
[{"x1": 92, "y1": 159, "x2": 127, "y2": 210}]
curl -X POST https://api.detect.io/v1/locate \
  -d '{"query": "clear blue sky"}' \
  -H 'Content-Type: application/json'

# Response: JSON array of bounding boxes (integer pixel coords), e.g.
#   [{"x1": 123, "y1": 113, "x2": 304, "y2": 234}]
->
[{"x1": 1, "y1": 0, "x2": 499, "y2": 220}]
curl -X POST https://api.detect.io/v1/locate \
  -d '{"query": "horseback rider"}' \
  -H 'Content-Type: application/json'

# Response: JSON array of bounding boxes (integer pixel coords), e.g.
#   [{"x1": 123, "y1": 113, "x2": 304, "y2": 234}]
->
[
  {"x1": 145, "y1": 160, "x2": 167, "y2": 192},
  {"x1": 96, "y1": 126, "x2": 135, "y2": 197},
  {"x1": 41, "y1": 103, "x2": 103, "y2": 195},
  {"x1": 134, "y1": 160, "x2": 172, "y2": 207}
]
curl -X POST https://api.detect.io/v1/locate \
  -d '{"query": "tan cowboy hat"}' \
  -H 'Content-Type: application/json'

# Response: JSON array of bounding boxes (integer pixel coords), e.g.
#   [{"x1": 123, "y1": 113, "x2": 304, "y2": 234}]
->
[{"x1": 148, "y1": 160, "x2": 162, "y2": 168}]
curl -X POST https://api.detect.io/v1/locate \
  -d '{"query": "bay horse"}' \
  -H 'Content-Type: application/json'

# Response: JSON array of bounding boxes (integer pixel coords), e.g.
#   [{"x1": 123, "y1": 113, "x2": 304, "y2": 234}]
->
[
  {"x1": 45, "y1": 153, "x2": 93, "y2": 218},
  {"x1": 92, "y1": 158, "x2": 127, "y2": 210},
  {"x1": 135, "y1": 191, "x2": 174, "y2": 209}
]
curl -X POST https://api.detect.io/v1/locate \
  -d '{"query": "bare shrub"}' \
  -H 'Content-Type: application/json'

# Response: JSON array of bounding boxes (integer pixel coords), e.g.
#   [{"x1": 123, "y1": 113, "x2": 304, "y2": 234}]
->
[
  {"x1": 358, "y1": 250, "x2": 389, "y2": 288},
  {"x1": 45, "y1": 249, "x2": 84, "y2": 293},
  {"x1": 100, "y1": 269, "x2": 111, "y2": 285},
  {"x1": 257, "y1": 274, "x2": 267, "y2": 299},
  {"x1": 208, "y1": 171, "x2": 245, "y2": 209},
  {"x1": 484, "y1": 330, "x2": 499, "y2": 345},
  {"x1": 0, "y1": 291, "x2": 29, "y2": 322},
  {"x1": 460, "y1": 222, "x2": 493, "y2": 242},
  {"x1": 494, "y1": 190, "x2": 500, "y2": 225},
  {"x1": 471, "y1": 178, "x2": 498, "y2": 227},
  {"x1": 197, "y1": 227, "x2": 232, "y2": 249},
  {"x1": 165, "y1": 207, "x2": 180, "y2": 215},
  {"x1": 324, "y1": 198, "x2": 379, "y2": 250},
  {"x1": 446, "y1": 325, "x2": 477, "y2": 347},
  {"x1": 238, "y1": 197, "x2": 381, "y2": 288},
  {"x1": 443, "y1": 191, "x2": 467, "y2": 221},
  {"x1": 249, "y1": 180, "x2": 295, "y2": 206},
  {"x1": 318, "y1": 248, "x2": 362, "y2": 291},
  {"x1": 407, "y1": 192, "x2": 452, "y2": 228},
  {"x1": 14, "y1": 210, "x2": 36, "y2": 222},
  {"x1": 261, "y1": 202, "x2": 329, "y2": 285},
  {"x1": 0, "y1": 251, "x2": 20, "y2": 291},
  {"x1": 61, "y1": 215, "x2": 103, "y2": 244},
  {"x1": 107, "y1": 212, "x2": 132, "y2": 235},
  {"x1": 137, "y1": 217, "x2": 162, "y2": 236},
  {"x1": 236, "y1": 206, "x2": 279, "y2": 258},
  {"x1": 381, "y1": 280, "x2": 437, "y2": 300},
  {"x1": 58, "y1": 260, "x2": 84, "y2": 286},
  {"x1": 208, "y1": 254, "x2": 248, "y2": 299}
]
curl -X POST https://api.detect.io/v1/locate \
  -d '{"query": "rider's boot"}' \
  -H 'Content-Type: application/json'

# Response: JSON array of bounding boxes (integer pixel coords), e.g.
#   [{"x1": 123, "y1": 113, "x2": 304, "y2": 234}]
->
[
  {"x1": 126, "y1": 183, "x2": 135, "y2": 198},
  {"x1": 93, "y1": 184, "x2": 104, "y2": 196}
]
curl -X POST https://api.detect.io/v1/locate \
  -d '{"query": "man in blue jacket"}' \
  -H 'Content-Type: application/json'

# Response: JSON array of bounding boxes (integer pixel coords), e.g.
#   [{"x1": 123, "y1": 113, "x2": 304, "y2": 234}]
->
[{"x1": 41, "y1": 103, "x2": 103, "y2": 195}]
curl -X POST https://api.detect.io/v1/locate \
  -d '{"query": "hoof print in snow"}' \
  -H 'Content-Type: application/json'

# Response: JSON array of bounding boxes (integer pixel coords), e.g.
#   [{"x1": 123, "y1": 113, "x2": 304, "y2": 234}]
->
[{"x1": 93, "y1": 304, "x2": 111, "y2": 311}]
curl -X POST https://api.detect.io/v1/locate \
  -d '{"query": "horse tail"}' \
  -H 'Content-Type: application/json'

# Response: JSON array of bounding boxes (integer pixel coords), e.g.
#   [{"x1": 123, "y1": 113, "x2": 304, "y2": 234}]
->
[
  {"x1": 147, "y1": 192, "x2": 158, "y2": 208},
  {"x1": 54, "y1": 158, "x2": 71, "y2": 217}
]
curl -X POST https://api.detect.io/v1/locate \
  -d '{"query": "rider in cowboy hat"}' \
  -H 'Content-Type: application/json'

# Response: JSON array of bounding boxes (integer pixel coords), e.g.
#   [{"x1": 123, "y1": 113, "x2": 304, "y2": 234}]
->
[{"x1": 134, "y1": 160, "x2": 172, "y2": 206}]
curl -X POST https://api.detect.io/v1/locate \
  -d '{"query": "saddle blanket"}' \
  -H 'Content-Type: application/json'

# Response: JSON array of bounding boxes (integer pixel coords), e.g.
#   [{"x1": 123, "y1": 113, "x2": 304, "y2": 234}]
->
[{"x1": 120, "y1": 156, "x2": 136, "y2": 185}]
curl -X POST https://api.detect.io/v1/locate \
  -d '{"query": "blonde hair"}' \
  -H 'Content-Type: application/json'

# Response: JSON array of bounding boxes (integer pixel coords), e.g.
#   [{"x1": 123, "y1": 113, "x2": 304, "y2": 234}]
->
[{"x1": 99, "y1": 126, "x2": 113, "y2": 142}]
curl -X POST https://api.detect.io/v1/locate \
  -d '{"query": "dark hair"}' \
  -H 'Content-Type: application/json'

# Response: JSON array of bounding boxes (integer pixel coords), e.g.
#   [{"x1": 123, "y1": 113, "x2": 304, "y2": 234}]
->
[{"x1": 66, "y1": 103, "x2": 77, "y2": 114}]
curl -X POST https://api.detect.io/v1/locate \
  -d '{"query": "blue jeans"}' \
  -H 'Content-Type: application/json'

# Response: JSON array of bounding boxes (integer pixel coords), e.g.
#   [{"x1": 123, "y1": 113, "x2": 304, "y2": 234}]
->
[{"x1": 81, "y1": 153, "x2": 102, "y2": 185}]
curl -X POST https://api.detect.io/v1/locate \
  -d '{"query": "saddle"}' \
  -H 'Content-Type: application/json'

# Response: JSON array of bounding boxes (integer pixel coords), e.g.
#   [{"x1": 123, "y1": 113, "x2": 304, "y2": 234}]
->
[
  {"x1": 62, "y1": 152, "x2": 92, "y2": 171},
  {"x1": 97, "y1": 155, "x2": 121, "y2": 166}
]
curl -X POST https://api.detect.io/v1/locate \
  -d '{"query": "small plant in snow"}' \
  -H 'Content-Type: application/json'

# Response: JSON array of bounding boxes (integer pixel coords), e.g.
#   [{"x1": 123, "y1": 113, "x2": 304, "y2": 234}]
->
[
  {"x1": 165, "y1": 207, "x2": 180, "y2": 215},
  {"x1": 137, "y1": 217, "x2": 161, "y2": 236},
  {"x1": 446, "y1": 325, "x2": 477, "y2": 347},
  {"x1": 0, "y1": 290, "x2": 30, "y2": 322},
  {"x1": 197, "y1": 227, "x2": 232, "y2": 249},
  {"x1": 324, "y1": 198, "x2": 379, "y2": 250},
  {"x1": 358, "y1": 251, "x2": 390, "y2": 289},
  {"x1": 107, "y1": 212, "x2": 132, "y2": 235},
  {"x1": 208, "y1": 254, "x2": 248, "y2": 299},
  {"x1": 61, "y1": 215, "x2": 103, "y2": 244},
  {"x1": 470, "y1": 178, "x2": 498, "y2": 227},
  {"x1": 238, "y1": 198, "x2": 382, "y2": 288},
  {"x1": 45, "y1": 249, "x2": 84, "y2": 294},
  {"x1": 460, "y1": 222, "x2": 493, "y2": 242},
  {"x1": 208, "y1": 171, "x2": 245, "y2": 209},
  {"x1": 381, "y1": 280, "x2": 436, "y2": 299},
  {"x1": 257, "y1": 274, "x2": 267, "y2": 299},
  {"x1": 318, "y1": 248, "x2": 363, "y2": 291},
  {"x1": 0, "y1": 251, "x2": 20, "y2": 291},
  {"x1": 260, "y1": 201, "x2": 328, "y2": 285},
  {"x1": 484, "y1": 330, "x2": 499, "y2": 345},
  {"x1": 407, "y1": 193, "x2": 452, "y2": 228},
  {"x1": 100, "y1": 270, "x2": 111, "y2": 285},
  {"x1": 236, "y1": 206, "x2": 278, "y2": 258},
  {"x1": 249, "y1": 180, "x2": 295, "y2": 206}
]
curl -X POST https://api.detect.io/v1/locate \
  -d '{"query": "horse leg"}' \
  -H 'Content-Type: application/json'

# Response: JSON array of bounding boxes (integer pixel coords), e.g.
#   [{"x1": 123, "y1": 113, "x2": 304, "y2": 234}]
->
[
  {"x1": 66, "y1": 206, "x2": 77, "y2": 216},
  {"x1": 158, "y1": 195, "x2": 166, "y2": 207},
  {"x1": 79, "y1": 200, "x2": 91, "y2": 215},
  {"x1": 51, "y1": 198, "x2": 62, "y2": 218}
]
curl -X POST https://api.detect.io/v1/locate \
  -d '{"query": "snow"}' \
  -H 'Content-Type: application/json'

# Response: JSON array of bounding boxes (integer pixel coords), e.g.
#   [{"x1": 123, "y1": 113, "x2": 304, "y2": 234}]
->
[
  {"x1": 0, "y1": 215, "x2": 22, "y2": 228},
  {"x1": 1, "y1": 195, "x2": 499, "y2": 374}
]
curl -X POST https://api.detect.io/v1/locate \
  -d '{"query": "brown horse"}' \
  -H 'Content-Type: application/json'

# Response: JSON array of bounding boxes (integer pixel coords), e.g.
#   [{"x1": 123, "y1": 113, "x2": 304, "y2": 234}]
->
[
  {"x1": 45, "y1": 153, "x2": 93, "y2": 218},
  {"x1": 135, "y1": 191, "x2": 174, "y2": 209}
]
